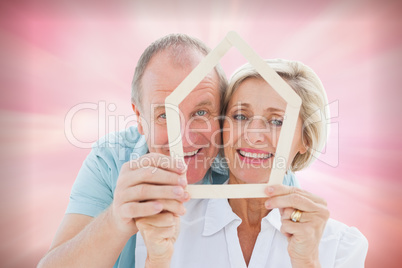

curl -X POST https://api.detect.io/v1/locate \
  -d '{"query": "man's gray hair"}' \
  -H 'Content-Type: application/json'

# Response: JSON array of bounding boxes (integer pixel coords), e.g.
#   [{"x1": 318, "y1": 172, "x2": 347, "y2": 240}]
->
[{"x1": 131, "y1": 33, "x2": 227, "y2": 111}]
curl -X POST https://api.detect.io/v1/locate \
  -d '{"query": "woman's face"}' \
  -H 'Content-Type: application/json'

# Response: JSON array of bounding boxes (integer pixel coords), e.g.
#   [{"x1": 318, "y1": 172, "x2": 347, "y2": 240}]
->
[{"x1": 223, "y1": 77, "x2": 307, "y2": 184}]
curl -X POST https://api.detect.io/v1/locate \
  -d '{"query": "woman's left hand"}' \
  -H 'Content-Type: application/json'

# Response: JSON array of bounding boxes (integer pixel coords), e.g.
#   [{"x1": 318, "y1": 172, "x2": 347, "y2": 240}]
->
[{"x1": 265, "y1": 184, "x2": 330, "y2": 268}]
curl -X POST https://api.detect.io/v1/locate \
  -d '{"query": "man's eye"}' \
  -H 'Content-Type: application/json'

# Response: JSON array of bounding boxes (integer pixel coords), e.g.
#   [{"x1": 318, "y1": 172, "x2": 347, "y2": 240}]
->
[
  {"x1": 233, "y1": 114, "x2": 247, "y2": 121},
  {"x1": 270, "y1": 119, "x2": 283, "y2": 126},
  {"x1": 158, "y1": 113, "x2": 166, "y2": 120},
  {"x1": 194, "y1": 110, "x2": 207, "y2": 117}
]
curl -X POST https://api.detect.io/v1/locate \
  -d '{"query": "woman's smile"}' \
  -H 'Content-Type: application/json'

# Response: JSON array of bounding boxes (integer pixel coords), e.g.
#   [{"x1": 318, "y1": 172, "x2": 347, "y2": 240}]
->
[{"x1": 236, "y1": 148, "x2": 273, "y2": 164}]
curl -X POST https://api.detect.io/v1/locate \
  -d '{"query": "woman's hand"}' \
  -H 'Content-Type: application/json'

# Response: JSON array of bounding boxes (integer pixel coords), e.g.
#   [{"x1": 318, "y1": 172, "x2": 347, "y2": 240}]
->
[
  {"x1": 265, "y1": 184, "x2": 330, "y2": 268},
  {"x1": 136, "y1": 211, "x2": 182, "y2": 268}
]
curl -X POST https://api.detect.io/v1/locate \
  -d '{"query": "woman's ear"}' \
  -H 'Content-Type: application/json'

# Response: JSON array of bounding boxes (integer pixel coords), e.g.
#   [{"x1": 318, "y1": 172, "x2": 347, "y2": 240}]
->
[
  {"x1": 299, "y1": 145, "x2": 308, "y2": 155},
  {"x1": 132, "y1": 103, "x2": 144, "y2": 135},
  {"x1": 298, "y1": 134, "x2": 309, "y2": 155}
]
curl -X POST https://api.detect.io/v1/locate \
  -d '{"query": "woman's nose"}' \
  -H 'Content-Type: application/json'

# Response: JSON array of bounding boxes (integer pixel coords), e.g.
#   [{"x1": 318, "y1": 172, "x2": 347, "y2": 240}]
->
[{"x1": 244, "y1": 117, "x2": 275, "y2": 145}]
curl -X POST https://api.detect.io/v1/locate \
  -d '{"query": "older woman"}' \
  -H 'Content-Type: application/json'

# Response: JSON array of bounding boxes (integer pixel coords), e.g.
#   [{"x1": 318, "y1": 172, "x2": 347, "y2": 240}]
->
[{"x1": 135, "y1": 59, "x2": 368, "y2": 268}]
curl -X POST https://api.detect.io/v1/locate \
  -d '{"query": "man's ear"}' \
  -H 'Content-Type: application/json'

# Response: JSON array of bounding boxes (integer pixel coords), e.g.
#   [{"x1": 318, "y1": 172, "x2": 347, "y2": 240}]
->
[{"x1": 132, "y1": 103, "x2": 144, "y2": 135}]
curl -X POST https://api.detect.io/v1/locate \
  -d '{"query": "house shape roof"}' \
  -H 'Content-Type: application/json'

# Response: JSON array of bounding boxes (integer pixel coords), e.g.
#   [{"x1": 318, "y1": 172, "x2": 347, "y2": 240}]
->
[{"x1": 165, "y1": 31, "x2": 301, "y2": 199}]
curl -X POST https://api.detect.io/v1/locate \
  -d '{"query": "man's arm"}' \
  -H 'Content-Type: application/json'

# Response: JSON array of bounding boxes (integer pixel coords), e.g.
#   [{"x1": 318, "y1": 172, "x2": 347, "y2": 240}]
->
[
  {"x1": 38, "y1": 153, "x2": 188, "y2": 267},
  {"x1": 38, "y1": 212, "x2": 129, "y2": 268}
]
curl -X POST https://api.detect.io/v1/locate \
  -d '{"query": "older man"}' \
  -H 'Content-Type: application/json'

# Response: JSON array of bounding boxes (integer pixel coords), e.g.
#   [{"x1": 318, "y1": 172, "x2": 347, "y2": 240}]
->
[{"x1": 38, "y1": 34, "x2": 298, "y2": 267}]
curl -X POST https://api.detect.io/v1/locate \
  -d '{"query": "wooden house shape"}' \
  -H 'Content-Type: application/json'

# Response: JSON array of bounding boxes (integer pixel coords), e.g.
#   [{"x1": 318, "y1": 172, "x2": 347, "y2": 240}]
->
[{"x1": 165, "y1": 31, "x2": 301, "y2": 198}]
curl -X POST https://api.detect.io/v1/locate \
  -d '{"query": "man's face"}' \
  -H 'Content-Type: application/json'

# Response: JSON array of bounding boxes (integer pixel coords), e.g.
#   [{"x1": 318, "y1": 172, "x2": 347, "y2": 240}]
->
[{"x1": 134, "y1": 50, "x2": 222, "y2": 184}]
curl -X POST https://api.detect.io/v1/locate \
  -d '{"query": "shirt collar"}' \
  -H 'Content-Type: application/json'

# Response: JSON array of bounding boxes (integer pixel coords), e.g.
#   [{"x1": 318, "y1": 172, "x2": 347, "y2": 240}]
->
[
  {"x1": 203, "y1": 198, "x2": 241, "y2": 236},
  {"x1": 264, "y1": 208, "x2": 282, "y2": 232},
  {"x1": 210, "y1": 154, "x2": 229, "y2": 176},
  {"x1": 203, "y1": 196, "x2": 283, "y2": 236}
]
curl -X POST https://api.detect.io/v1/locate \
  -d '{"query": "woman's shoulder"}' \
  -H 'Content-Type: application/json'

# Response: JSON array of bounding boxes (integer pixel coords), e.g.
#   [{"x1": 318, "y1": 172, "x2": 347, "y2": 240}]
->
[
  {"x1": 323, "y1": 218, "x2": 367, "y2": 243},
  {"x1": 321, "y1": 218, "x2": 368, "y2": 266}
]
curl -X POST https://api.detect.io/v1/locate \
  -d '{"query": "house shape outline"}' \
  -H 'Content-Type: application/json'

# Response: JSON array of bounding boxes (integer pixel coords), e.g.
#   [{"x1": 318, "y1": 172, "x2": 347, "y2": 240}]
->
[{"x1": 165, "y1": 31, "x2": 302, "y2": 199}]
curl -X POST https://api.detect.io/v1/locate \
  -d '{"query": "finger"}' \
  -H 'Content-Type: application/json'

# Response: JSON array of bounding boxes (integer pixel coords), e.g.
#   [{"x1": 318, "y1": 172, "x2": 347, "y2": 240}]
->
[
  {"x1": 281, "y1": 208, "x2": 308, "y2": 223},
  {"x1": 280, "y1": 218, "x2": 325, "y2": 241},
  {"x1": 122, "y1": 184, "x2": 189, "y2": 202},
  {"x1": 279, "y1": 208, "x2": 285, "y2": 217},
  {"x1": 136, "y1": 212, "x2": 179, "y2": 228},
  {"x1": 120, "y1": 201, "x2": 165, "y2": 219},
  {"x1": 265, "y1": 185, "x2": 327, "y2": 206},
  {"x1": 265, "y1": 192, "x2": 324, "y2": 213},
  {"x1": 280, "y1": 219, "x2": 310, "y2": 236},
  {"x1": 121, "y1": 166, "x2": 187, "y2": 189},
  {"x1": 128, "y1": 153, "x2": 187, "y2": 174},
  {"x1": 142, "y1": 226, "x2": 178, "y2": 240},
  {"x1": 158, "y1": 199, "x2": 187, "y2": 216}
]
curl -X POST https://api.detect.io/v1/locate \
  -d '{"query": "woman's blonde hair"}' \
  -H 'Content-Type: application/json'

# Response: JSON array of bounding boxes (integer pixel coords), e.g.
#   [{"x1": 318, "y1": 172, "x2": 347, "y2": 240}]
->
[{"x1": 223, "y1": 59, "x2": 329, "y2": 171}]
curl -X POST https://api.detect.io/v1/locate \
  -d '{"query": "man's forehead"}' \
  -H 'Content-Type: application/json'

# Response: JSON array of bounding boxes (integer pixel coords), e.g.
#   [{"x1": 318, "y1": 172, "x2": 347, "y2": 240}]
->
[
  {"x1": 152, "y1": 97, "x2": 216, "y2": 111},
  {"x1": 166, "y1": 46, "x2": 205, "y2": 68},
  {"x1": 149, "y1": 47, "x2": 203, "y2": 70},
  {"x1": 141, "y1": 49, "x2": 221, "y2": 112},
  {"x1": 146, "y1": 48, "x2": 220, "y2": 84}
]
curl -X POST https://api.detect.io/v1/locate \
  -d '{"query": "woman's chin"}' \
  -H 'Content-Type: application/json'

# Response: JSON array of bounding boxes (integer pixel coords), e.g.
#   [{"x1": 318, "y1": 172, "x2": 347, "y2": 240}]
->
[
  {"x1": 232, "y1": 171, "x2": 271, "y2": 184},
  {"x1": 243, "y1": 179, "x2": 269, "y2": 184},
  {"x1": 227, "y1": 160, "x2": 274, "y2": 184}
]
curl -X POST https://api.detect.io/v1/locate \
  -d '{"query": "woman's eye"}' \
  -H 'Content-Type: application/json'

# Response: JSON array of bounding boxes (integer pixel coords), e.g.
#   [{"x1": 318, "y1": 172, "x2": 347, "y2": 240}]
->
[
  {"x1": 194, "y1": 110, "x2": 207, "y2": 117},
  {"x1": 158, "y1": 113, "x2": 166, "y2": 120},
  {"x1": 233, "y1": 114, "x2": 247, "y2": 121},
  {"x1": 270, "y1": 119, "x2": 283, "y2": 126}
]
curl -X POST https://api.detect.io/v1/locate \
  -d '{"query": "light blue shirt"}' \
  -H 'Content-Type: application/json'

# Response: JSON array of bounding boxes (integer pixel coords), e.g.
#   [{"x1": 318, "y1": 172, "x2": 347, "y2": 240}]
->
[{"x1": 66, "y1": 126, "x2": 299, "y2": 267}]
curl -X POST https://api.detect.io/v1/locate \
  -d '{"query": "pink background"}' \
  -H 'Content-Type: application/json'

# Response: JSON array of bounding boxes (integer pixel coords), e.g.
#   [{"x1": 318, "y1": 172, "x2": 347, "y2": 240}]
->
[{"x1": 1, "y1": 0, "x2": 402, "y2": 267}]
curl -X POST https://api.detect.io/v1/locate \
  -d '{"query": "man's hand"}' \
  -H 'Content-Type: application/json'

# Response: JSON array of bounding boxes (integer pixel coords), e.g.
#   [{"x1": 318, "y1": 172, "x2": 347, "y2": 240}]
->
[
  {"x1": 136, "y1": 212, "x2": 181, "y2": 268},
  {"x1": 38, "y1": 153, "x2": 190, "y2": 268},
  {"x1": 111, "y1": 153, "x2": 189, "y2": 237}
]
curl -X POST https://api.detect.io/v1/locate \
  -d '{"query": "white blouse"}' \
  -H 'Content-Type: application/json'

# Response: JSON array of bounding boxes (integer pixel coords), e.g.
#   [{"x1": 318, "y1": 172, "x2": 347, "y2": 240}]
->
[{"x1": 135, "y1": 198, "x2": 368, "y2": 267}]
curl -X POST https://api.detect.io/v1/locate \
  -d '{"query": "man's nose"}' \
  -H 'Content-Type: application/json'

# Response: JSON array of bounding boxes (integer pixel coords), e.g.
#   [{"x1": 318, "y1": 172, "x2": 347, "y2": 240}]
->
[{"x1": 180, "y1": 119, "x2": 201, "y2": 148}]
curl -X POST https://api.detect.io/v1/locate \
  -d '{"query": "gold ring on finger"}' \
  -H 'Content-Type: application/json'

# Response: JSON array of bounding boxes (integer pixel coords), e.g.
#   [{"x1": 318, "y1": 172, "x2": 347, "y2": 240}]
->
[{"x1": 290, "y1": 209, "x2": 303, "y2": 222}]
